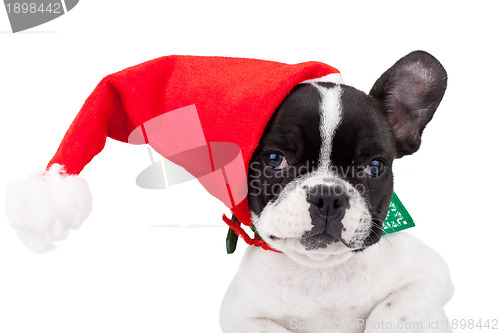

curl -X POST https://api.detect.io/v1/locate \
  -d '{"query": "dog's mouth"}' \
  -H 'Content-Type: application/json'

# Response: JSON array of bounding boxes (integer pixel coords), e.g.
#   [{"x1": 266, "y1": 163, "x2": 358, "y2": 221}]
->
[
  {"x1": 300, "y1": 232, "x2": 338, "y2": 251},
  {"x1": 267, "y1": 227, "x2": 367, "y2": 254},
  {"x1": 267, "y1": 233, "x2": 355, "y2": 268},
  {"x1": 300, "y1": 230, "x2": 366, "y2": 251}
]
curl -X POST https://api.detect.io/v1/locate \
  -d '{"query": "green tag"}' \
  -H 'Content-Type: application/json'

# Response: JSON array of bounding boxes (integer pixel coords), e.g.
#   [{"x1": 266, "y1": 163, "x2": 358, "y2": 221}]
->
[
  {"x1": 226, "y1": 215, "x2": 240, "y2": 254},
  {"x1": 382, "y1": 192, "x2": 415, "y2": 234},
  {"x1": 226, "y1": 192, "x2": 415, "y2": 253},
  {"x1": 226, "y1": 226, "x2": 239, "y2": 254}
]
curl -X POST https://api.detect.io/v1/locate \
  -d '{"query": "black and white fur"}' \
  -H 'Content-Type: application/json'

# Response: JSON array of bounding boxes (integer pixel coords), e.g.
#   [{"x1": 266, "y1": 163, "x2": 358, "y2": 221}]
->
[{"x1": 220, "y1": 51, "x2": 453, "y2": 332}]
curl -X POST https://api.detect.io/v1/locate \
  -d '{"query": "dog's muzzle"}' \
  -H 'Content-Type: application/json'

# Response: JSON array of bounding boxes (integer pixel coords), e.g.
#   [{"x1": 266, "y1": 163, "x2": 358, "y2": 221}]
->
[{"x1": 301, "y1": 184, "x2": 351, "y2": 250}]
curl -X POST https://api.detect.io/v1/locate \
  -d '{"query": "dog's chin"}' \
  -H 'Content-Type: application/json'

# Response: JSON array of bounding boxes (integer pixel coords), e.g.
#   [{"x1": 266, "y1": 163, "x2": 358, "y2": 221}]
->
[{"x1": 264, "y1": 236, "x2": 359, "y2": 268}]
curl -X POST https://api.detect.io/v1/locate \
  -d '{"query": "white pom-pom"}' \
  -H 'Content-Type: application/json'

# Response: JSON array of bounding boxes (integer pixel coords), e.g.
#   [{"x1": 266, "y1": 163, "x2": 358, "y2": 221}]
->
[{"x1": 5, "y1": 164, "x2": 92, "y2": 253}]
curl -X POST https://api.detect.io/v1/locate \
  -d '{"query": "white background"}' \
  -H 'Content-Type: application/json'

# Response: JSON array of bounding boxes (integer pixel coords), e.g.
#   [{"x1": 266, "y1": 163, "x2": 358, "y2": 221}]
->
[{"x1": 1, "y1": 1, "x2": 499, "y2": 332}]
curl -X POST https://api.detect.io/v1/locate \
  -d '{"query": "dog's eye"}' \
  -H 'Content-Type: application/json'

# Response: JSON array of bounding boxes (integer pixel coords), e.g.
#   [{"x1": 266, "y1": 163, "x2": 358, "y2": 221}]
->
[
  {"x1": 364, "y1": 159, "x2": 386, "y2": 177},
  {"x1": 263, "y1": 152, "x2": 288, "y2": 170}
]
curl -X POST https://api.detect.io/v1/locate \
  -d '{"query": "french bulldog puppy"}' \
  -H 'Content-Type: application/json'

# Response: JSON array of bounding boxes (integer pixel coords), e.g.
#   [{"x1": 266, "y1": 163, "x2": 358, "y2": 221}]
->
[{"x1": 220, "y1": 51, "x2": 453, "y2": 333}]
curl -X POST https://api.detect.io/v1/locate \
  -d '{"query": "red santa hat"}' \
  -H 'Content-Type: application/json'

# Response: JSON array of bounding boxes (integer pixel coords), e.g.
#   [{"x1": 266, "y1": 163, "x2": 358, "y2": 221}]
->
[{"x1": 6, "y1": 55, "x2": 342, "y2": 253}]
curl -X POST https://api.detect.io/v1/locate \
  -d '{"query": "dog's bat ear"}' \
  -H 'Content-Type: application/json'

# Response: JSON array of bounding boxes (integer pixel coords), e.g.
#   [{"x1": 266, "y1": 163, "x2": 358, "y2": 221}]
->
[{"x1": 370, "y1": 51, "x2": 447, "y2": 157}]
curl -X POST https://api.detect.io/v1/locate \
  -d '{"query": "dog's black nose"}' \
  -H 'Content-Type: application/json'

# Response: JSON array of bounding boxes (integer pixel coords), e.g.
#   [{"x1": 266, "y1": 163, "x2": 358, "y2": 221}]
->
[{"x1": 307, "y1": 184, "x2": 348, "y2": 222}]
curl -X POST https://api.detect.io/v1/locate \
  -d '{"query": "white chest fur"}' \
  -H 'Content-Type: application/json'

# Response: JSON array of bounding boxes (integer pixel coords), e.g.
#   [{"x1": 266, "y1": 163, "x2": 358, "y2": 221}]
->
[{"x1": 220, "y1": 233, "x2": 453, "y2": 333}]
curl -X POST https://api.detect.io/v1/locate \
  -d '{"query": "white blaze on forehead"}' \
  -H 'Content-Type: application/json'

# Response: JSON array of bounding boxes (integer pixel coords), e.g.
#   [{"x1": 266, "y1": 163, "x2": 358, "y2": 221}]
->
[{"x1": 314, "y1": 84, "x2": 343, "y2": 172}]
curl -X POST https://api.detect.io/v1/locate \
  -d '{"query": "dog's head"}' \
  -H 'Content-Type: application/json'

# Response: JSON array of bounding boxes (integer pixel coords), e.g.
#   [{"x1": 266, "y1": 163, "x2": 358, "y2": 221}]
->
[{"x1": 247, "y1": 51, "x2": 447, "y2": 267}]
